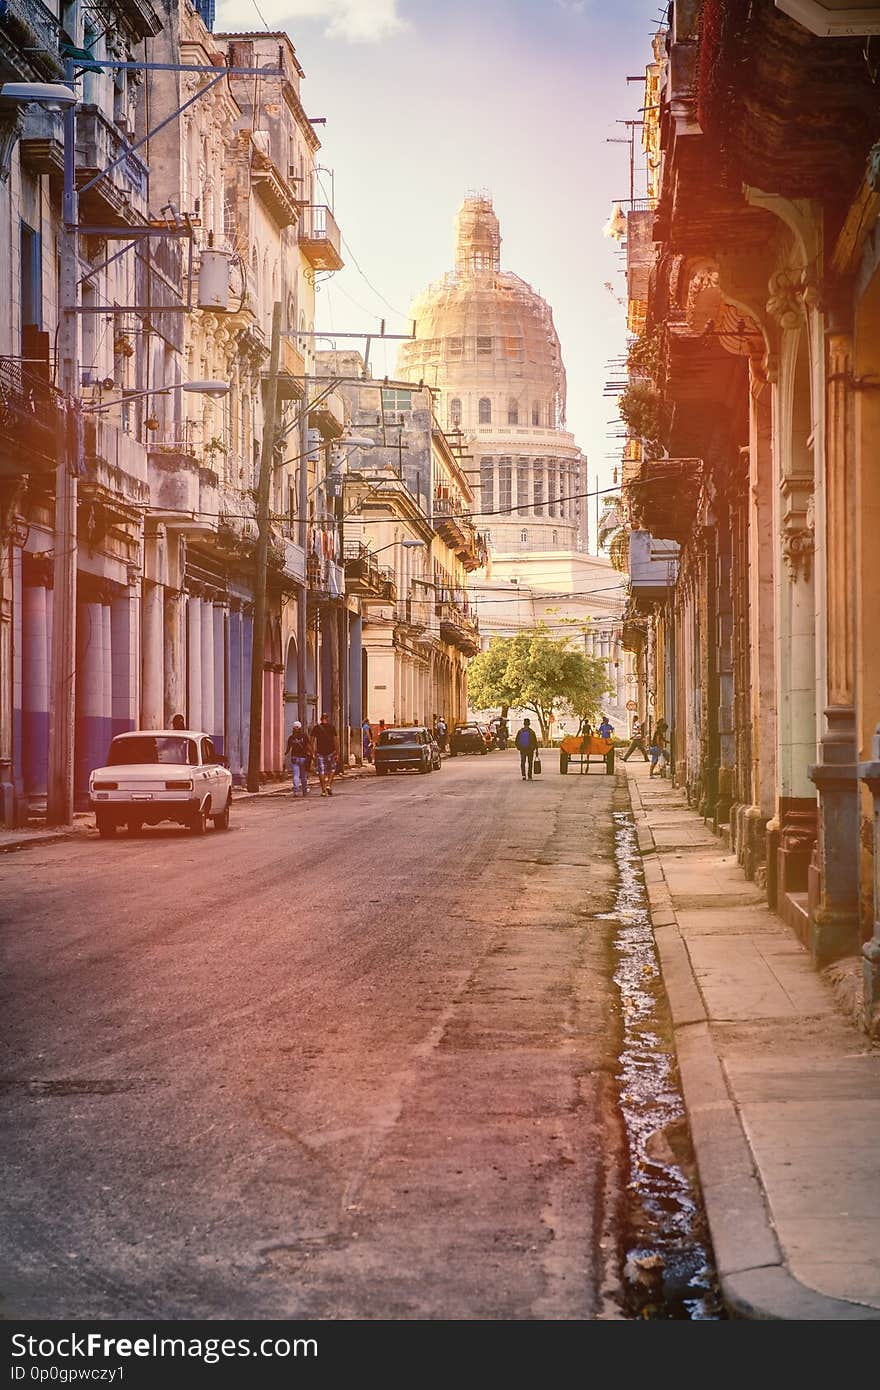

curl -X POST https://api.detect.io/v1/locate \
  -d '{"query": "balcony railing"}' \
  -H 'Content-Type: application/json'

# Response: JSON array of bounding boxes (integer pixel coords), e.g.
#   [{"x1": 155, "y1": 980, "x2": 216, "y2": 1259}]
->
[
  {"x1": 0, "y1": 0, "x2": 64, "y2": 78},
  {"x1": 432, "y1": 495, "x2": 486, "y2": 571},
  {"x1": 0, "y1": 357, "x2": 65, "y2": 478},
  {"x1": 76, "y1": 106, "x2": 149, "y2": 223},
  {"x1": 343, "y1": 543, "x2": 396, "y2": 601},
  {"x1": 299, "y1": 204, "x2": 344, "y2": 272},
  {"x1": 436, "y1": 598, "x2": 480, "y2": 654}
]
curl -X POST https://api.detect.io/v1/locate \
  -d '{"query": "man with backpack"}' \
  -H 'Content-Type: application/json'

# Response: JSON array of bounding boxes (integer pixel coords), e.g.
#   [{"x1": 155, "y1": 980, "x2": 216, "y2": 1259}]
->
[{"x1": 515, "y1": 717, "x2": 539, "y2": 781}]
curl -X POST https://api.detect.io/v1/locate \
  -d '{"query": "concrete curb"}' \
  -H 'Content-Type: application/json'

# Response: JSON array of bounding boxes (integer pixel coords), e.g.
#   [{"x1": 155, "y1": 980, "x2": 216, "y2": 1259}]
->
[
  {"x1": 0, "y1": 830, "x2": 72, "y2": 854},
  {"x1": 0, "y1": 767, "x2": 378, "y2": 852},
  {"x1": 625, "y1": 770, "x2": 880, "y2": 1321}
]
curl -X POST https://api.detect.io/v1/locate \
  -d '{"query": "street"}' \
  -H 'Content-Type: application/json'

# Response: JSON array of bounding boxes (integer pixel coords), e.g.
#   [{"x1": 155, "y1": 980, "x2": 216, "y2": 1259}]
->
[{"x1": 1, "y1": 754, "x2": 627, "y2": 1320}]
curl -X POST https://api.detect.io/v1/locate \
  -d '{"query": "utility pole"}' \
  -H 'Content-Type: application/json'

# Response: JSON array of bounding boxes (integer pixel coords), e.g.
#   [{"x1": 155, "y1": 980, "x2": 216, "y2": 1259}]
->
[
  {"x1": 247, "y1": 301, "x2": 282, "y2": 792},
  {"x1": 47, "y1": 73, "x2": 80, "y2": 825},
  {"x1": 297, "y1": 373, "x2": 310, "y2": 728}
]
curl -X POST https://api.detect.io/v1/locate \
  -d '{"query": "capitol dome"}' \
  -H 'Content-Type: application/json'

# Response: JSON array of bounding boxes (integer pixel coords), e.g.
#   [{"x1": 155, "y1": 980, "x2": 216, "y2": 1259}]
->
[{"x1": 398, "y1": 194, "x2": 586, "y2": 553}]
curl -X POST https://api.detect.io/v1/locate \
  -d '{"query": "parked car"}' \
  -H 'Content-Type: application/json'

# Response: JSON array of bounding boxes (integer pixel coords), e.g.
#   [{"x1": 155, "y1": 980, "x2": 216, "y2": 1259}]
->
[
  {"x1": 89, "y1": 730, "x2": 232, "y2": 837},
  {"x1": 448, "y1": 722, "x2": 489, "y2": 756},
  {"x1": 374, "y1": 726, "x2": 435, "y2": 775}
]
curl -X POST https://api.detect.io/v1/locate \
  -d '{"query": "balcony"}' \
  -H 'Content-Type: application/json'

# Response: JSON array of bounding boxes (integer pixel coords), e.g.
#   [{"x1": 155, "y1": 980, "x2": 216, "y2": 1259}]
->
[
  {"x1": 76, "y1": 106, "x2": 149, "y2": 225},
  {"x1": 19, "y1": 104, "x2": 63, "y2": 177},
  {"x1": 308, "y1": 386, "x2": 345, "y2": 439},
  {"x1": 0, "y1": 357, "x2": 65, "y2": 479},
  {"x1": 299, "y1": 204, "x2": 344, "y2": 272},
  {"x1": 250, "y1": 145, "x2": 299, "y2": 228},
  {"x1": 436, "y1": 600, "x2": 480, "y2": 655},
  {"x1": 273, "y1": 338, "x2": 305, "y2": 401},
  {"x1": 433, "y1": 495, "x2": 486, "y2": 571},
  {"x1": 628, "y1": 531, "x2": 679, "y2": 607},
  {"x1": 343, "y1": 542, "x2": 397, "y2": 602},
  {"x1": 623, "y1": 456, "x2": 702, "y2": 546},
  {"x1": 0, "y1": 0, "x2": 63, "y2": 79},
  {"x1": 396, "y1": 596, "x2": 426, "y2": 631},
  {"x1": 307, "y1": 537, "x2": 344, "y2": 599}
]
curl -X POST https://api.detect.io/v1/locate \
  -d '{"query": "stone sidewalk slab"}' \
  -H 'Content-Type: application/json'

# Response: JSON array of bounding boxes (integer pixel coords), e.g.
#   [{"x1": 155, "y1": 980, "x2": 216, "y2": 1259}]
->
[{"x1": 624, "y1": 760, "x2": 880, "y2": 1320}]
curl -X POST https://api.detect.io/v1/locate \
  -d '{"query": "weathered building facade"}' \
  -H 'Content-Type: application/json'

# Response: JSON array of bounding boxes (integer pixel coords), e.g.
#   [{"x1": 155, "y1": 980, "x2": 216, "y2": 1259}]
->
[
  {"x1": 618, "y1": 0, "x2": 880, "y2": 1030},
  {"x1": 319, "y1": 350, "x2": 482, "y2": 733},
  {"x1": 0, "y1": 0, "x2": 348, "y2": 820}
]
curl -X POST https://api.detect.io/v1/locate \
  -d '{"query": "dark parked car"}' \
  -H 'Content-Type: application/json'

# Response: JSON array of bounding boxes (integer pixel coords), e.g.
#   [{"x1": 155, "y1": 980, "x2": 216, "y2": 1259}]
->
[
  {"x1": 449, "y1": 722, "x2": 489, "y2": 756},
  {"x1": 374, "y1": 726, "x2": 436, "y2": 775}
]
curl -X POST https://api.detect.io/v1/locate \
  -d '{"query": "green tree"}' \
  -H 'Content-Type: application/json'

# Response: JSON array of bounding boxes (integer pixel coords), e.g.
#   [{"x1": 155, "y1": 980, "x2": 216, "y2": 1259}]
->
[{"x1": 467, "y1": 625, "x2": 610, "y2": 745}]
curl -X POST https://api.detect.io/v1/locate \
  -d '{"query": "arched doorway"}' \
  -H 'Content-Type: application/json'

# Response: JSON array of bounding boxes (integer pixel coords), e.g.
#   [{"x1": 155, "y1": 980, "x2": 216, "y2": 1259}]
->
[{"x1": 283, "y1": 635, "x2": 298, "y2": 749}]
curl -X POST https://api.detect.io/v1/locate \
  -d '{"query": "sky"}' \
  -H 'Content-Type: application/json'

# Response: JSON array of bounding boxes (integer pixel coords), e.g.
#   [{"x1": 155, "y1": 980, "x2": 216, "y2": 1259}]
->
[{"x1": 215, "y1": 0, "x2": 662, "y2": 520}]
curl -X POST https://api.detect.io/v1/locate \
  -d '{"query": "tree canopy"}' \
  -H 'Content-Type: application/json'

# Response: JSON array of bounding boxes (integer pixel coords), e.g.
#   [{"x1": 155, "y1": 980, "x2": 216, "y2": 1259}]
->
[{"x1": 467, "y1": 625, "x2": 611, "y2": 743}]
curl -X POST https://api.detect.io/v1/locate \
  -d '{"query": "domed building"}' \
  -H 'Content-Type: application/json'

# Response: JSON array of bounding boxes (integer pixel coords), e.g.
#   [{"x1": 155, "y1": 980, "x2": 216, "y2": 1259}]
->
[
  {"x1": 398, "y1": 194, "x2": 632, "y2": 732},
  {"x1": 398, "y1": 194, "x2": 587, "y2": 553}
]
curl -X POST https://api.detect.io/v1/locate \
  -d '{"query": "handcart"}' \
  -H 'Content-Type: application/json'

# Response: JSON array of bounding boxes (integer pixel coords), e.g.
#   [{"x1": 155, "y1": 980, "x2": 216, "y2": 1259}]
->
[{"x1": 559, "y1": 733, "x2": 615, "y2": 775}]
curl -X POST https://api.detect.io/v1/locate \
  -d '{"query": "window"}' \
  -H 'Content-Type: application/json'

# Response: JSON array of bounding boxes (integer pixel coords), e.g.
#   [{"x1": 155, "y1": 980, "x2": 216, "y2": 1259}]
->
[
  {"x1": 532, "y1": 401, "x2": 541, "y2": 426},
  {"x1": 547, "y1": 463, "x2": 557, "y2": 518},
  {"x1": 498, "y1": 459, "x2": 512, "y2": 514},
  {"x1": 447, "y1": 336, "x2": 463, "y2": 358},
  {"x1": 382, "y1": 388, "x2": 411, "y2": 414},
  {"x1": 478, "y1": 398, "x2": 491, "y2": 424},
  {"x1": 516, "y1": 460, "x2": 530, "y2": 512},
  {"x1": 533, "y1": 463, "x2": 544, "y2": 516},
  {"x1": 480, "y1": 459, "x2": 494, "y2": 514},
  {"x1": 20, "y1": 223, "x2": 41, "y2": 341},
  {"x1": 502, "y1": 336, "x2": 524, "y2": 361},
  {"x1": 476, "y1": 336, "x2": 492, "y2": 356},
  {"x1": 107, "y1": 736, "x2": 197, "y2": 766},
  {"x1": 507, "y1": 398, "x2": 518, "y2": 425},
  {"x1": 201, "y1": 737, "x2": 218, "y2": 764},
  {"x1": 520, "y1": 528, "x2": 528, "y2": 545},
  {"x1": 449, "y1": 397, "x2": 462, "y2": 428},
  {"x1": 552, "y1": 530, "x2": 558, "y2": 547}
]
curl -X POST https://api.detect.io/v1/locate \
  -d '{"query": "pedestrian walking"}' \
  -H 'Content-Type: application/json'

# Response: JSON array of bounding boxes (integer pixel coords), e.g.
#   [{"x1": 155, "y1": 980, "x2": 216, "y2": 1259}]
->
[
  {"x1": 361, "y1": 717, "x2": 374, "y2": 764},
  {"x1": 515, "y1": 717, "x2": 539, "y2": 780},
  {"x1": 435, "y1": 715, "x2": 448, "y2": 752},
  {"x1": 650, "y1": 718, "x2": 669, "y2": 778},
  {"x1": 309, "y1": 712, "x2": 339, "y2": 796},
  {"x1": 621, "y1": 717, "x2": 649, "y2": 763},
  {"x1": 598, "y1": 713, "x2": 614, "y2": 740},
  {"x1": 286, "y1": 720, "x2": 311, "y2": 798}
]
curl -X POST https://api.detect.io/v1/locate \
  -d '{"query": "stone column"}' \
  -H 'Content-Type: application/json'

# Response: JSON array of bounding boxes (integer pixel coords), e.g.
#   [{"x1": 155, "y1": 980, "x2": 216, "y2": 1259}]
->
[
  {"x1": 241, "y1": 604, "x2": 253, "y2": 772},
  {"x1": 187, "y1": 593, "x2": 202, "y2": 732},
  {"x1": 348, "y1": 613, "x2": 363, "y2": 731},
  {"x1": 808, "y1": 326, "x2": 860, "y2": 963},
  {"x1": 75, "y1": 592, "x2": 108, "y2": 807},
  {"x1": 213, "y1": 601, "x2": 226, "y2": 754},
  {"x1": 163, "y1": 590, "x2": 184, "y2": 727},
  {"x1": 141, "y1": 579, "x2": 164, "y2": 729},
  {"x1": 21, "y1": 556, "x2": 52, "y2": 810},
  {"x1": 200, "y1": 592, "x2": 215, "y2": 743},
  {"x1": 227, "y1": 602, "x2": 243, "y2": 784},
  {"x1": 110, "y1": 589, "x2": 137, "y2": 738}
]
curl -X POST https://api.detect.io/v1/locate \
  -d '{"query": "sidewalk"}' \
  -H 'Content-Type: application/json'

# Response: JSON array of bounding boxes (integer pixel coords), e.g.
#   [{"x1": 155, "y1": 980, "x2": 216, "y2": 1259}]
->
[
  {"x1": 0, "y1": 763, "x2": 376, "y2": 852},
  {"x1": 624, "y1": 760, "x2": 880, "y2": 1319}
]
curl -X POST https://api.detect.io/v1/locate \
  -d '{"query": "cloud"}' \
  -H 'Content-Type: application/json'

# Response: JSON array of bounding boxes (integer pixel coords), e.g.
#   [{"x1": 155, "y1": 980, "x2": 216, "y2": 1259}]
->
[
  {"x1": 555, "y1": 0, "x2": 586, "y2": 12},
  {"x1": 216, "y1": 0, "x2": 408, "y2": 44}
]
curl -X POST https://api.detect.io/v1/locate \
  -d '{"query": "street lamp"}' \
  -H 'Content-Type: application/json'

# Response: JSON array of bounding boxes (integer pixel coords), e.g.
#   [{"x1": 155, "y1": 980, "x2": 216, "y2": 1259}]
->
[
  {"x1": 368, "y1": 539, "x2": 425, "y2": 557},
  {"x1": 81, "y1": 380, "x2": 230, "y2": 412}
]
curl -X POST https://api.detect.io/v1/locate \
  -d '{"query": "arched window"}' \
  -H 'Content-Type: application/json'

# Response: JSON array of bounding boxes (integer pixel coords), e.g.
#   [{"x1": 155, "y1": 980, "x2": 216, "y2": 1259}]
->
[
  {"x1": 520, "y1": 528, "x2": 528, "y2": 545},
  {"x1": 532, "y1": 401, "x2": 540, "y2": 426},
  {"x1": 508, "y1": 398, "x2": 518, "y2": 425},
  {"x1": 478, "y1": 397, "x2": 491, "y2": 424},
  {"x1": 552, "y1": 529, "x2": 558, "y2": 547},
  {"x1": 449, "y1": 397, "x2": 462, "y2": 428}
]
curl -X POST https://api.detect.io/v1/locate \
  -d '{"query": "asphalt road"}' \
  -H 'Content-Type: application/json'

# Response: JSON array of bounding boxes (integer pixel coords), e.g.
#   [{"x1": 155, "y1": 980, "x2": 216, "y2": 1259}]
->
[{"x1": 1, "y1": 752, "x2": 627, "y2": 1320}]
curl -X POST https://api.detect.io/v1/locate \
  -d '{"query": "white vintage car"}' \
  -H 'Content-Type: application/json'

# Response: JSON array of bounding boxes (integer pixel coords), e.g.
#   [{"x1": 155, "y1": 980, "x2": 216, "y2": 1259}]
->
[{"x1": 89, "y1": 729, "x2": 233, "y2": 837}]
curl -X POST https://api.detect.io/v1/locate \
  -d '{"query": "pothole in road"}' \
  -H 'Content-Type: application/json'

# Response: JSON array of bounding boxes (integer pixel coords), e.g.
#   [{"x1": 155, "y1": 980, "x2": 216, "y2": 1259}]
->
[{"x1": 600, "y1": 810, "x2": 725, "y2": 1320}]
